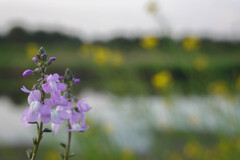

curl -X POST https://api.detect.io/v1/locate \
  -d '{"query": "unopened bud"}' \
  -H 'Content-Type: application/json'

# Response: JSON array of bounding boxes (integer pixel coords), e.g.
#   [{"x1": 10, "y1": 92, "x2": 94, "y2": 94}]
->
[
  {"x1": 59, "y1": 76, "x2": 65, "y2": 80},
  {"x1": 32, "y1": 57, "x2": 38, "y2": 63},
  {"x1": 73, "y1": 78, "x2": 80, "y2": 84},
  {"x1": 40, "y1": 53, "x2": 47, "y2": 59},
  {"x1": 22, "y1": 69, "x2": 34, "y2": 77},
  {"x1": 48, "y1": 57, "x2": 56, "y2": 64}
]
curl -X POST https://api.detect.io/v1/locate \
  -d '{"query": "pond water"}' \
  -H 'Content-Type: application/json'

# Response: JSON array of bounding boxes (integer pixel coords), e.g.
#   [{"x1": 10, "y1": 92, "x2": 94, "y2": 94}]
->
[{"x1": 0, "y1": 90, "x2": 239, "y2": 152}]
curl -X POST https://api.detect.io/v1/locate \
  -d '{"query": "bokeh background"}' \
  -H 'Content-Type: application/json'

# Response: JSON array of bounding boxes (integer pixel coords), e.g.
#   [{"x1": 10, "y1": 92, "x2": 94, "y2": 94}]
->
[{"x1": 1, "y1": 0, "x2": 240, "y2": 159}]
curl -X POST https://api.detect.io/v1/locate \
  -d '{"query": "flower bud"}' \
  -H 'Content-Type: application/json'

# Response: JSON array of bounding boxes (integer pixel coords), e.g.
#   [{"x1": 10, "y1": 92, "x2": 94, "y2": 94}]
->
[
  {"x1": 73, "y1": 78, "x2": 80, "y2": 84},
  {"x1": 59, "y1": 76, "x2": 65, "y2": 80},
  {"x1": 32, "y1": 57, "x2": 38, "y2": 63},
  {"x1": 22, "y1": 69, "x2": 34, "y2": 77},
  {"x1": 49, "y1": 57, "x2": 56, "y2": 63},
  {"x1": 40, "y1": 53, "x2": 47, "y2": 59}
]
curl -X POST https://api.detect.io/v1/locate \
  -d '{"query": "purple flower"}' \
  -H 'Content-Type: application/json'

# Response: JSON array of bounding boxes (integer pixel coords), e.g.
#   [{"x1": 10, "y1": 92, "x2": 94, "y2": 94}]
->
[
  {"x1": 59, "y1": 76, "x2": 65, "y2": 80},
  {"x1": 40, "y1": 53, "x2": 47, "y2": 59},
  {"x1": 43, "y1": 97, "x2": 71, "y2": 134},
  {"x1": 68, "y1": 112, "x2": 89, "y2": 132},
  {"x1": 73, "y1": 78, "x2": 80, "y2": 84},
  {"x1": 68, "y1": 98, "x2": 91, "y2": 132},
  {"x1": 32, "y1": 57, "x2": 38, "y2": 63},
  {"x1": 21, "y1": 89, "x2": 51, "y2": 126},
  {"x1": 42, "y1": 74, "x2": 66, "y2": 94},
  {"x1": 22, "y1": 69, "x2": 34, "y2": 77},
  {"x1": 49, "y1": 57, "x2": 56, "y2": 63},
  {"x1": 77, "y1": 97, "x2": 91, "y2": 112}
]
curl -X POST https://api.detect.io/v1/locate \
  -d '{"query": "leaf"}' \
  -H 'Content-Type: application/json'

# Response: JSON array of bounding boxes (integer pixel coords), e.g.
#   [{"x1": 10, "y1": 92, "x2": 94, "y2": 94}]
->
[
  {"x1": 60, "y1": 142, "x2": 66, "y2": 149},
  {"x1": 26, "y1": 149, "x2": 33, "y2": 159},
  {"x1": 43, "y1": 128, "x2": 52, "y2": 133},
  {"x1": 28, "y1": 122, "x2": 38, "y2": 124},
  {"x1": 33, "y1": 137, "x2": 38, "y2": 145}
]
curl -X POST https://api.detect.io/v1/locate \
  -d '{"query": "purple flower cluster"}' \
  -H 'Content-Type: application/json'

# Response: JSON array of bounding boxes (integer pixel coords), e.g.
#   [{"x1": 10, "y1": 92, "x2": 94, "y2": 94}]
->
[{"x1": 22, "y1": 71, "x2": 91, "y2": 134}]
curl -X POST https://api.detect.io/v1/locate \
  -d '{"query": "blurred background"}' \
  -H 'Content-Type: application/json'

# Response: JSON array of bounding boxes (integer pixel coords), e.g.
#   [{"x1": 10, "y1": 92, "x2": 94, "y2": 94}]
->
[{"x1": 1, "y1": 0, "x2": 240, "y2": 159}]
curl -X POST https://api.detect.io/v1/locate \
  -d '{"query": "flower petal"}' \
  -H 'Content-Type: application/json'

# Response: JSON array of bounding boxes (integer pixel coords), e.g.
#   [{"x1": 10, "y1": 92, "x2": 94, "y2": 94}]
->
[
  {"x1": 21, "y1": 108, "x2": 30, "y2": 122},
  {"x1": 52, "y1": 123, "x2": 60, "y2": 134},
  {"x1": 42, "y1": 83, "x2": 51, "y2": 93},
  {"x1": 57, "y1": 83, "x2": 66, "y2": 91},
  {"x1": 21, "y1": 86, "x2": 31, "y2": 93},
  {"x1": 28, "y1": 90, "x2": 41, "y2": 104}
]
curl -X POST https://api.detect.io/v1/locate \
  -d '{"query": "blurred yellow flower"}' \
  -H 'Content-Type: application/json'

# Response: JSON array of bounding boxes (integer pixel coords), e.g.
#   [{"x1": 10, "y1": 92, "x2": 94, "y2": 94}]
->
[
  {"x1": 44, "y1": 150, "x2": 59, "y2": 160},
  {"x1": 121, "y1": 147, "x2": 135, "y2": 160},
  {"x1": 235, "y1": 76, "x2": 240, "y2": 91},
  {"x1": 151, "y1": 70, "x2": 173, "y2": 89},
  {"x1": 146, "y1": 1, "x2": 158, "y2": 14},
  {"x1": 110, "y1": 52, "x2": 124, "y2": 67},
  {"x1": 93, "y1": 48, "x2": 108, "y2": 66},
  {"x1": 102, "y1": 122, "x2": 115, "y2": 135},
  {"x1": 170, "y1": 152, "x2": 182, "y2": 160},
  {"x1": 140, "y1": 36, "x2": 158, "y2": 50},
  {"x1": 207, "y1": 81, "x2": 228, "y2": 95},
  {"x1": 192, "y1": 54, "x2": 209, "y2": 71},
  {"x1": 182, "y1": 37, "x2": 200, "y2": 51},
  {"x1": 183, "y1": 140, "x2": 202, "y2": 158},
  {"x1": 26, "y1": 42, "x2": 39, "y2": 59}
]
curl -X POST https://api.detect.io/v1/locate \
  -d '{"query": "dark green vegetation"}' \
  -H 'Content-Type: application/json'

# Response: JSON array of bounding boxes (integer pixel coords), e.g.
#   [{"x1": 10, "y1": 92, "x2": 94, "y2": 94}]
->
[{"x1": 1, "y1": 27, "x2": 240, "y2": 103}]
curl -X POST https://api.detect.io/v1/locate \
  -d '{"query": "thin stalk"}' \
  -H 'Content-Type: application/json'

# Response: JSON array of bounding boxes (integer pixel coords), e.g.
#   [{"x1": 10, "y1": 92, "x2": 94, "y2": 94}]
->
[
  {"x1": 64, "y1": 82, "x2": 72, "y2": 160},
  {"x1": 31, "y1": 122, "x2": 43, "y2": 160},
  {"x1": 30, "y1": 68, "x2": 46, "y2": 160}
]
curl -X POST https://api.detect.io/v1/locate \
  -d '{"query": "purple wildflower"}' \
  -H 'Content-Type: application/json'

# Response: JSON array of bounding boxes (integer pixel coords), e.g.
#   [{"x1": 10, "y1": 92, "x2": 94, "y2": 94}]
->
[
  {"x1": 44, "y1": 97, "x2": 71, "y2": 134},
  {"x1": 40, "y1": 53, "x2": 47, "y2": 59},
  {"x1": 77, "y1": 97, "x2": 91, "y2": 112},
  {"x1": 73, "y1": 78, "x2": 80, "y2": 84},
  {"x1": 22, "y1": 69, "x2": 34, "y2": 77},
  {"x1": 49, "y1": 57, "x2": 56, "y2": 63},
  {"x1": 68, "y1": 98, "x2": 91, "y2": 132},
  {"x1": 42, "y1": 73, "x2": 66, "y2": 94},
  {"x1": 21, "y1": 89, "x2": 51, "y2": 126},
  {"x1": 68, "y1": 112, "x2": 89, "y2": 132},
  {"x1": 32, "y1": 57, "x2": 38, "y2": 63},
  {"x1": 59, "y1": 76, "x2": 65, "y2": 80}
]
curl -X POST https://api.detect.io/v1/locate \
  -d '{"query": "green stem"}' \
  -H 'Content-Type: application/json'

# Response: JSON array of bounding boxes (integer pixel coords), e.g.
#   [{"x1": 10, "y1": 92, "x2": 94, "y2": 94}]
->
[
  {"x1": 30, "y1": 68, "x2": 46, "y2": 160},
  {"x1": 64, "y1": 123, "x2": 72, "y2": 160},
  {"x1": 31, "y1": 122, "x2": 43, "y2": 160},
  {"x1": 64, "y1": 83, "x2": 72, "y2": 160}
]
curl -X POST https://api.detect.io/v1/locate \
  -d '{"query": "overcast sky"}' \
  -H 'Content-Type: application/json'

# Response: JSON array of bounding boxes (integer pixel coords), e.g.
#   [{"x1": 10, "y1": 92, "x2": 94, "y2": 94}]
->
[{"x1": 0, "y1": 0, "x2": 240, "y2": 40}]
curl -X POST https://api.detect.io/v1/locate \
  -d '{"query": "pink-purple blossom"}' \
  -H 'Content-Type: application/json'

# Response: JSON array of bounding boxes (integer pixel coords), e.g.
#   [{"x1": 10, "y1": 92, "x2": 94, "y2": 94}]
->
[
  {"x1": 22, "y1": 69, "x2": 34, "y2": 77},
  {"x1": 21, "y1": 89, "x2": 51, "y2": 126},
  {"x1": 42, "y1": 73, "x2": 66, "y2": 94}
]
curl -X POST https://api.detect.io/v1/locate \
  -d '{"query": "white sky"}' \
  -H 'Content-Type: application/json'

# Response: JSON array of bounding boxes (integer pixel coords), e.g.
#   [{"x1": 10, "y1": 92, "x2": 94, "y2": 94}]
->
[{"x1": 0, "y1": 0, "x2": 240, "y2": 40}]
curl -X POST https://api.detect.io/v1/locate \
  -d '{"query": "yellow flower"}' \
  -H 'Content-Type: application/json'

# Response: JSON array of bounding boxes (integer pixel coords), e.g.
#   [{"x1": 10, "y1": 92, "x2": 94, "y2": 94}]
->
[
  {"x1": 110, "y1": 52, "x2": 124, "y2": 67},
  {"x1": 26, "y1": 43, "x2": 39, "y2": 59},
  {"x1": 170, "y1": 152, "x2": 182, "y2": 160},
  {"x1": 93, "y1": 47, "x2": 108, "y2": 66},
  {"x1": 183, "y1": 140, "x2": 202, "y2": 158},
  {"x1": 182, "y1": 37, "x2": 200, "y2": 51},
  {"x1": 235, "y1": 76, "x2": 240, "y2": 91},
  {"x1": 207, "y1": 81, "x2": 228, "y2": 95},
  {"x1": 121, "y1": 147, "x2": 135, "y2": 160},
  {"x1": 146, "y1": 1, "x2": 158, "y2": 14},
  {"x1": 151, "y1": 70, "x2": 173, "y2": 89},
  {"x1": 44, "y1": 150, "x2": 59, "y2": 160},
  {"x1": 140, "y1": 36, "x2": 158, "y2": 50},
  {"x1": 193, "y1": 54, "x2": 209, "y2": 71}
]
